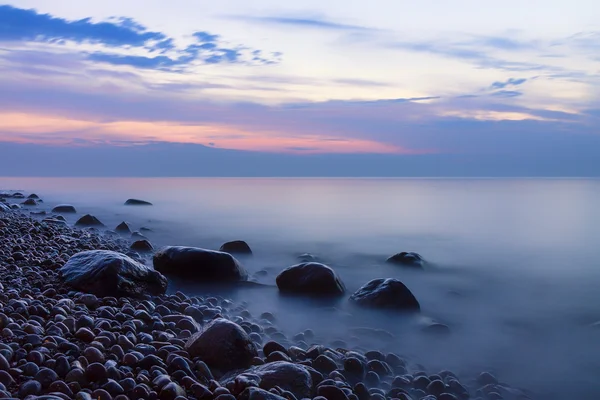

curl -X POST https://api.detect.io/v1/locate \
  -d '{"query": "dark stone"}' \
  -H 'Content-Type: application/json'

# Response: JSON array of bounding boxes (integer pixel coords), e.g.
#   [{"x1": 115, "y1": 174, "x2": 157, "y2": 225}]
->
[
  {"x1": 22, "y1": 198, "x2": 38, "y2": 206},
  {"x1": 28, "y1": 193, "x2": 40, "y2": 199},
  {"x1": 125, "y1": 199, "x2": 153, "y2": 206},
  {"x1": 385, "y1": 252, "x2": 424, "y2": 268},
  {"x1": 276, "y1": 263, "x2": 345, "y2": 296},
  {"x1": 262, "y1": 341, "x2": 288, "y2": 358},
  {"x1": 349, "y1": 278, "x2": 420, "y2": 311},
  {"x1": 239, "y1": 387, "x2": 287, "y2": 400},
  {"x1": 219, "y1": 240, "x2": 253, "y2": 255},
  {"x1": 313, "y1": 355, "x2": 338, "y2": 374},
  {"x1": 477, "y1": 372, "x2": 498, "y2": 386},
  {"x1": 35, "y1": 368, "x2": 59, "y2": 388},
  {"x1": 86, "y1": 362, "x2": 108, "y2": 383},
  {"x1": 225, "y1": 362, "x2": 312, "y2": 399},
  {"x1": 160, "y1": 382, "x2": 186, "y2": 400},
  {"x1": 427, "y1": 380, "x2": 446, "y2": 396},
  {"x1": 52, "y1": 204, "x2": 77, "y2": 213},
  {"x1": 185, "y1": 318, "x2": 257, "y2": 373},
  {"x1": 19, "y1": 380, "x2": 43, "y2": 397},
  {"x1": 60, "y1": 250, "x2": 168, "y2": 298},
  {"x1": 115, "y1": 222, "x2": 131, "y2": 234},
  {"x1": 317, "y1": 385, "x2": 349, "y2": 400},
  {"x1": 422, "y1": 323, "x2": 450, "y2": 336},
  {"x1": 153, "y1": 246, "x2": 247, "y2": 282},
  {"x1": 131, "y1": 240, "x2": 154, "y2": 252},
  {"x1": 75, "y1": 214, "x2": 104, "y2": 227}
]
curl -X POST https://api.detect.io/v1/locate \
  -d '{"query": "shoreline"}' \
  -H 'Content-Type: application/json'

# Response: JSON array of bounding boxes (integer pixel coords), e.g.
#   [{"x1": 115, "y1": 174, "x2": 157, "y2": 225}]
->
[{"x1": 0, "y1": 193, "x2": 532, "y2": 400}]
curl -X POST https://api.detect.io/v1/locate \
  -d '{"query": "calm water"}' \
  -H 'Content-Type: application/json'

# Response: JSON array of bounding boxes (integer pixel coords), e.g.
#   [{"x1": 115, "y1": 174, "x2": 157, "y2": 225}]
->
[{"x1": 2, "y1": 177, "x2": 600, "y2": 399}]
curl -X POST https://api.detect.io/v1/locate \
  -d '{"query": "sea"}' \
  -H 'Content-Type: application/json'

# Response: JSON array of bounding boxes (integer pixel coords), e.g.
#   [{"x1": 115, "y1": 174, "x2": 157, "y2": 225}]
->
[{"x1": 1, "y1": 177, "x2": 599, "y2": 399}]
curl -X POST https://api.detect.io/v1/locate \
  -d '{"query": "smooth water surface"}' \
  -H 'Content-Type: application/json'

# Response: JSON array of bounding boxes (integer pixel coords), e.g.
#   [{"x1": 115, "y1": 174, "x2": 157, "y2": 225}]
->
[{"x1": 2, "y1": 177, "x2": 599, "y2": 399}]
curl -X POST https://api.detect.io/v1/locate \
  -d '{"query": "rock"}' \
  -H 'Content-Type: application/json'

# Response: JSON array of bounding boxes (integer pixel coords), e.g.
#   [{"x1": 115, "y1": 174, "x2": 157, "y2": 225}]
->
[
  {"x1": 28, "y1": 193, "x2": 40, "y2": 199},
  {"x1": 297, "y1": 253, "x2": 317, "y2": 262},
  {"x1": 75, "y1": 214, "x2": 104, "y2": 227},
  {"x1": 125, "y1": 199, "x2": 153, "y2": 206},
  {"x1": 115, "y1": 222, "x2": 131, "y2": 234},
  {"x1": 160, "y1": 382, "x2": 186, "y2": 400},
  {"x1": 185, "y1": 318, "x2": 257, "y2": 373},
  {"x1": 22, "y1": 198, "x2": 38, "y2": 206},
  {"x1": 60, "y1": 250, "x2": 168, "y2": 298},
  {"x1": 0, "y1": 203, "x2": 9, "y2": 212},
  {"x1": 219, "y1": 241, "x2": 253, "y2": 255},
  {"x1": 317, "y1": 385, "x2": 349, "y2": 400},
  {"x1": 422, "y1": 323, "x2": 450, "y2": 336},
  {"x1": 230, "y1": 362, "x2": 312, "y2": 399},
  {"x1": 349, "y1": 278, "x2": 420, "y2": 311},
  {"x1": 154, "y1": 246, "x2": 248, "y2": 282},
  {"x1": 239, "y1": 387, "x2": 287, "y2": 400},
  {"x1": 131, "y1": 240, "x2": 154, "y2": 252},
  {"x1": 276, "y1": 263, "x2": 345, "y2": 296},
  {"x1": 52, "y1": 204, "x2": 77, "y2": 213},
  {"x1": 386, "y1": 252, "x2": 424, "y2": 268}
]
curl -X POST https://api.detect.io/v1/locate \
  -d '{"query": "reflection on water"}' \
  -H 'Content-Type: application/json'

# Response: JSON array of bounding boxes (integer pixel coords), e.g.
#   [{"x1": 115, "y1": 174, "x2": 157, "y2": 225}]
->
[{"x1": 2, "y1": 177, "x2": 600, "y2": 399}]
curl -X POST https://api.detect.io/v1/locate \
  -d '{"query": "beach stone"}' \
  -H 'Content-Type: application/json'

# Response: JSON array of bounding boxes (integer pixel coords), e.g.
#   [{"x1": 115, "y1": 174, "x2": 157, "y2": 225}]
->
[
  {"x1": 28, "y1": 193, "x2": 40, "y2": 199},
  {"x1": 35, "y1": 367, "x2": 59, "y2": 388},
  {"x1": 227, "y1": 362, "x2": 312, "y2": 399},
  {"x1": 19, "y1": 380, "x2": 43, "y2": 397},
  {"x1": 477, "y1": 372, "x2": 498, "y2": 386},
  {"x1": 115, "y1": 222, "x2": 131, "y2": 234},
  {"x1": 386, "y1": 252, "x2": 424, "y2": 268},
  {"x1": 219, "y1": 240, "x2": 253, "y2": 255},
  {"x1": 185, "y1": 318, "x2": 257, "y2": 372},
  {"x1": 317, "y1": 385, "x2": 349, "y2": 400},
  {"x1": 125, "y1": 199, "x2": 153, "y2": 206},
  {"x1": 239, "y1": 387, "x2": 287, "y2": 400},
  {"x1": 349, "y1": 278, "x2": 420, "y2": 311},
  {"x1": 160, "y1": 382, "x2": 186, "y2": 400},
  {"x1": 75, "y1": 214, "x2": 105, "y2": 227},
  {"x1": 276, "y1": 263, "x2": 345, "y2": 296},
  {"x1": 131, "y1": 240, "x2": 154, "y2": 252},
  {"x1": 60, "y1": 250, "x2": 168, "y2": 297},
  {"x1": 154, "y1": 246, "x2": 248, "y2": 282},
  {"x1": 23, "y1": 198, "x2": 38, "y2": 206},
  {"x1": 0, "y1": 203, "x2": 9, "y2": 212},
  {"x1": 52, "y1": 204, "x2": 77, "y2": 213}
]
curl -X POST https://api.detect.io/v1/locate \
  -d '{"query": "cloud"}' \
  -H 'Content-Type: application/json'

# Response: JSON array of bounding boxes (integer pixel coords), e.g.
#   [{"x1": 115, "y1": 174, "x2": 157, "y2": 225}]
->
[
  {"x1": 490, "y1": 78, "x2": 528, "y2": 89},
  {"x1": 0, "y1": 5, "x2": 169, "y2": 49},
  {"x1": 0, "y1": 5, "x2": 281, "y2": 71},
  {"x1": 490, "y1": 90, "x2": 523, "y2": 98},
  {"x1": 229, "y1": 15, "x2": 374, "y2": 32}
]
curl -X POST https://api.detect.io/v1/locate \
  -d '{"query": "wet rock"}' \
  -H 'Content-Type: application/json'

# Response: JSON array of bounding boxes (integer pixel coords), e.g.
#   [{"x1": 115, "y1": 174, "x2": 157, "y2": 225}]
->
[
  {"x1": 28, "y1": 193, "x2": 40, "y2": 199},
  {"x1": 276, "y1": 263, "x2": 345, "y2": 296},
  {"x1": 22, "y1": 198, "x2": 38, "y2": 206},
  {"x1": 226, "y1": 362, "x2": 312, "y2": 399},
  {"x1": 239, "y1": 387, "x2": 287, "y2": 400},
  {"x1": 19, "y1": 380, "x2": 43, "y2": 397},
  {"x1": 422, "y1": 323, "x2": 450, "y2": 336},
  {"x1": 125, "y1": 199, "x2": 153, "y2": 206},
  {"x1": 477, "y1": 371, "x2": 498, "y2": 386},
  {"x1": 75, "y1": 214, "x2": 105, "y2": 227},
  {"x1": 154, "y1": 246, "x2": 248, "y2": 282},
  {"x1": 317, "y1": 385, "x2": 349, "y2": 400},
  {"x1": 220, "y1": 240, "x2": 253, "y2": 255},
  {"x1": 386, "y1": 252, "x2": 424, "y2": 268},
  {"x1": 60, "y1": 250, "x2": 168, "y2": 297},
  {"x1": 349, "y1": 278, "x2": 420, "y2": 311},
  {"x1": 35, "y1": 367, "x2": 59, "y2": 388},
  {"x1": 160, "y1": 382, "x2": 186, "y2": 400},
  {"x1": 185, "y1": 318, "x2": 257, "y2": 372},
  {"x1": 131, "y1": 240, "x2": 154, "y2": 252},
  {"x1": 52, "y1": 204, "x2": 77, "y2": 213},
  {"x1": 115, "y1": 222, "x2": 131, "y2": 234}
]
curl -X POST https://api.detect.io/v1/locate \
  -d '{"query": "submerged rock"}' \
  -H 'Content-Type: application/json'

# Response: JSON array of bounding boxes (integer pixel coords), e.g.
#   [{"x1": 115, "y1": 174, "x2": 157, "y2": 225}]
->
[
  {"x1": 297, "y1": 253, "x2": 318, "y2": 262},
  {"x1": 220, "y1": 240, "x2": 253, "y2": 255},
  {"x1": 185, "y1": 318, "x2": 257, "y2": 373},
  {"x1": 386, "y1": 252, "x2": 424, "y2": 268},
  {"x1": 350, "y1": 278, "x2": 420, "y2": 311},
  {"x1": 131, "y1": 240, "x2": 154, "y2": 252},
  {"x1": 75, "y1": 214, "x2": 104, "y2": 227},
  {"x1": 125, "y1": 199, "x2": 153, "y2": 206},
  {"x1": 153, "y1": 246, "x2": 248, "y2": 282},
  {"x1": 27, "y1": 193, "x2": 40, "y2": 199},
  {"x1": 115, "y1": 221, "x2": 132, "y2": 234},
  {"x1": 276, "y1": 262, "x2": 345, "y2": 296},
  {"x1": 60, "y1": 250, "x2": 168, "y2": 297},
  {"x1": 52, "y1": 204, "x2": 77, "y2": 213},
  {"x1": 22, "y1": 198, "x2": 38, "y2": 206}
]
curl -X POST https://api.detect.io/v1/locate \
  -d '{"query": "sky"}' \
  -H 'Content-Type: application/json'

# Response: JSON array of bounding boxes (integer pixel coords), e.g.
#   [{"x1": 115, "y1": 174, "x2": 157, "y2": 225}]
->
[{"x1": 0, "y1": 0, "x2": 599, "y2": 176}]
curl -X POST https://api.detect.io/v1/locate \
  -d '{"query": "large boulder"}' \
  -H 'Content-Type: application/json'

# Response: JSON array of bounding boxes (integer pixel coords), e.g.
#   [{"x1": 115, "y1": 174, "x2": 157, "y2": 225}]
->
[
  {"x1": 115, "y1": 221, "x2": 132, "y2": 234},
  {"x1": 350, "y1": 278, "x2": 420, "y2": 312},
  {"x1": 131, "y1": 240, "x2": 154, "y2": 252},
  {"x1": 276, "y1": 262, "x2": 345, "y2": 296},
  {"x1": 153, "y1": 246, "x2": 247, "y2": 282},
  {"x1": 185, "y1": 318, "x2": 257, "y2": 373},
  {"x1": 220, "y1": 240, "x2": 253, "y2": 255},
  {"x1": 60, "y1": 250, "x2": 168, "y2": 298},
  {"x1": 52, "y1": 204, "x2": 77, "y2": 213},
  {"x1": 224, "y1": 362, "x2": 313, "y2": 399},
  {"x1": 75, "y1": 214, "x2": 104, "y2": 227},
  {"x1": 125, "y1": 199, "x2": 153, "y2": 206},
  {"x1": 22, "y1": 198, "x2": 37, "y2": 206},
  {"x1": 386, "y1": 252, "x2": 424, "y2": 268}
]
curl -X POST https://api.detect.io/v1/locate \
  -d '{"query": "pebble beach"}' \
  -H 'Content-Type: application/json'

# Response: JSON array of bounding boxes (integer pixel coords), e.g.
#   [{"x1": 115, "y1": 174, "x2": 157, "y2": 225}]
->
[{"x1": 0, "y1": 192, "x2": 533, "y2": 400}]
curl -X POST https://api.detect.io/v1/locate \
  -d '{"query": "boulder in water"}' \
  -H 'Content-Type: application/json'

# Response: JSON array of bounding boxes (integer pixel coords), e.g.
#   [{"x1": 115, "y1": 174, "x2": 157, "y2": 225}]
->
[
  {"x1": 276, "y1": 262, "x2": 345, "y2": 296},
  {"x1": 125, "y1": 199, "x2": 153, "y2": 206},
  {"x1": 185, "y1": 318, "x2": 257, "y2": 373},
  {"x1": 52, "y1": 204, "x2": 77, "y2": 213},
  {"x1": 115, "y1": 221, "x2": 131, "y2": 234},
  {"x1": 131, "y1": 240, "x2": 154, "y2": 252},
  {"x1": 350, "y1": 278, "x2": 420, "y2": 311},
  {"x1": 220, "y1": 240, "x2": 253, "y2": 255},
  {"x1": 27, "y1": 193, "x2": 40, "y2": 199},
  {"x1": 0, "y1": 203, "x2": 9, "y2": 212},
  {"x1": 131, "y1": 231, "x2": 147, "y2": 240},
  {"x1": 22, "y1": 198, "x2": 37, "y2": 206},
  {"x1": 153, "y1": 246, "x2": 248, "y2": 282},
  {"x1": 386, "y1": 252, "x2": 424, "y2": 268},
  {"x1": 11, "y1": 192, "x2": 24, "y2": 198},
  {"x1": 75, "y1": 214, "x2": 104, "y2": 227},
  {"x1": 60, "y1": 250, "x2": 167, "y2": 298}
]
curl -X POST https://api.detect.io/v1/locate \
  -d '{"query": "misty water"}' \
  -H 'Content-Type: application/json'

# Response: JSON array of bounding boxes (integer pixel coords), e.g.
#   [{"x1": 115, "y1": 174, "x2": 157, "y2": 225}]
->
[{"x1": 2, "y1": 177, "x2": 599, "y2": 399}]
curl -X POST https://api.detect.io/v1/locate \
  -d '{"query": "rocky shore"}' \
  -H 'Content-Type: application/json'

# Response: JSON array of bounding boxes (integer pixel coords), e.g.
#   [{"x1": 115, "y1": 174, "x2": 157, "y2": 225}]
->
[{"x1": 0, "y1": 193, "x2": 532, "y2": 400}]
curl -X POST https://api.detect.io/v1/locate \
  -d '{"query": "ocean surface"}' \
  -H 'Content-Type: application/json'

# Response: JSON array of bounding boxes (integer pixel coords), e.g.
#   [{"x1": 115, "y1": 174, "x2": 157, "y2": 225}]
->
[{"x1": 1, "y1": 177, "x2": 599, "y2": 399}]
